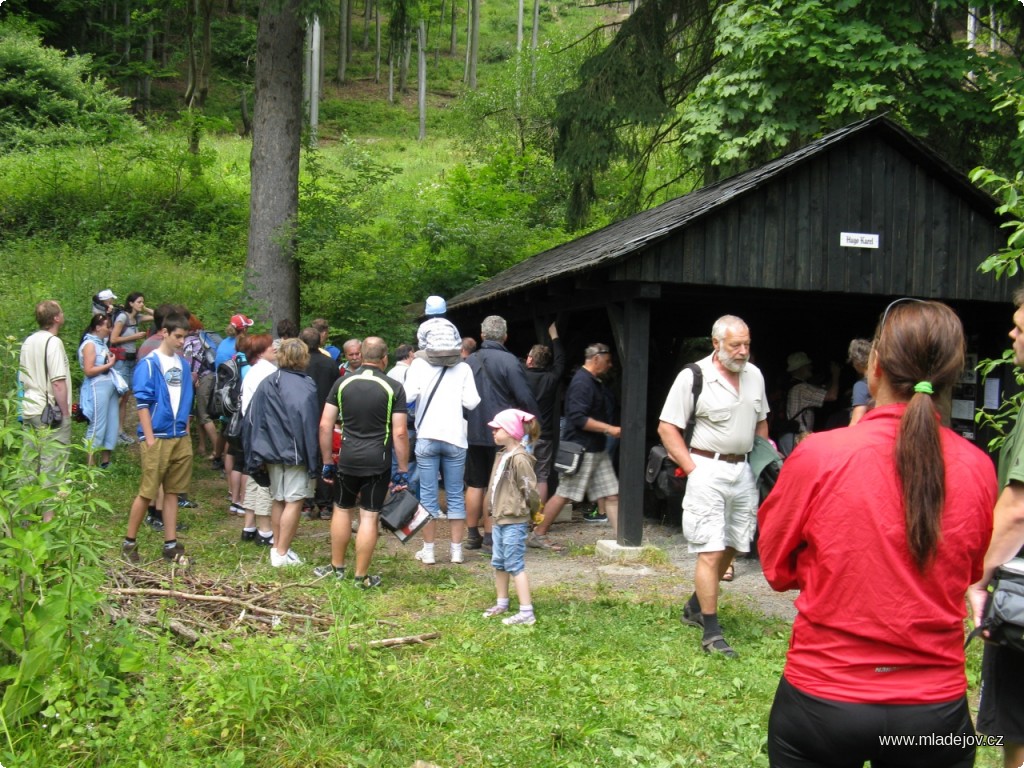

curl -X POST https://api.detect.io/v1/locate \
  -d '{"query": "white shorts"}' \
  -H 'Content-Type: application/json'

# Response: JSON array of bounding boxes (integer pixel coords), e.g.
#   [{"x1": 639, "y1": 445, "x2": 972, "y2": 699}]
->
[
  {"x1": 681, "y1": 455, "x2": 757, "y2": 554},
  {"x1": 268, "y1": 464, "x2": 314, "y2": 503}
]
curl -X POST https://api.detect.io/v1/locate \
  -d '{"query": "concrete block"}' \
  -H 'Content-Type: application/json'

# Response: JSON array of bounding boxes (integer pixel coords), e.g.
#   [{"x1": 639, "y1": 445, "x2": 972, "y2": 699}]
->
[{"x1": 595, "y1": 539, "x2": 648, "y2": 562}]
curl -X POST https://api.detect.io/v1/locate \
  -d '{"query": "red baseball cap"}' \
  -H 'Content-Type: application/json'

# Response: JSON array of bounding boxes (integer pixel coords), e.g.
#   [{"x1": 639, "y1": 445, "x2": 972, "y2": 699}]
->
[{"x1": 230, "y1": 314, "x2": 254, "y2": 330}]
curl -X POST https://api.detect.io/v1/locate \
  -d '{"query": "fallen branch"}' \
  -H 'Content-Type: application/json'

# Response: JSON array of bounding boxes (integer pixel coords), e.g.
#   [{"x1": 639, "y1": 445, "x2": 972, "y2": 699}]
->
[
  {"x1": 349, "y1": 632, "x2": 440, "y2": 651},
  {"x1": 107, "y1": 587, "x2": 334, "y2": 626}
]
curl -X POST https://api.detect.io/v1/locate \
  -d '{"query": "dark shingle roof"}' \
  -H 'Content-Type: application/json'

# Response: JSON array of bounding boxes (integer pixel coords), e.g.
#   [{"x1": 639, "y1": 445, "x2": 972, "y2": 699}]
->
[{"x1": 448, "y1": 116, "x2": 997, "y2": 310}]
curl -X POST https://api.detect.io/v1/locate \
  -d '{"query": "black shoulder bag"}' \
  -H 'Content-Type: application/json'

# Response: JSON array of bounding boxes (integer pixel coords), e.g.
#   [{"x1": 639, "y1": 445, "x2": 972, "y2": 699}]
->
[
  {"x1": 966, "y1": 558, "x2": 1024, "y2": 654},
  {"x1": 39, "y1": 336, "x2": 64, "y2": 429}
]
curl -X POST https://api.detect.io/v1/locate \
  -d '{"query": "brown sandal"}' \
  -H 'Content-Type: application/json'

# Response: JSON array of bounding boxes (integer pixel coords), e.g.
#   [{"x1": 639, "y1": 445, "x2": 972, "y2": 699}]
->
[
  {"x1": 721, "y1": 563, "x2": 735, "y2": 582},
  {"x1": 527, "y1": 533, "x2": 564, "y2": 552}
]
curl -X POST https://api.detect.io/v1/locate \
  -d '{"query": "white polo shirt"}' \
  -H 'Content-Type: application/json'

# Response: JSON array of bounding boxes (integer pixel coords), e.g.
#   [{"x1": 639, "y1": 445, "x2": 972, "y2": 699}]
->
[{"x1": 659, "y1": 354, "x2": 768, "y2": 456}]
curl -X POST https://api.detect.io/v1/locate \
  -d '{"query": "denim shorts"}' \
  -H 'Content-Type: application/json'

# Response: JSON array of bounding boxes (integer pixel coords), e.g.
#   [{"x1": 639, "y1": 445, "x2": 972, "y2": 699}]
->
[
  {"x1": 491, "y1": 522, "x2": 528, "y2": 576},
  {"x1": 114, "y1": 358, "x2": 136, "y2": 387}
]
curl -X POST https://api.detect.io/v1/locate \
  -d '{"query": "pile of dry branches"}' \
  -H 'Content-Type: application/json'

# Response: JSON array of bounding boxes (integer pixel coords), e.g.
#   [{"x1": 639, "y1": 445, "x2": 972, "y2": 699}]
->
[{"x1": 103, "y1": 563, "x2": 439, "y2": 651}]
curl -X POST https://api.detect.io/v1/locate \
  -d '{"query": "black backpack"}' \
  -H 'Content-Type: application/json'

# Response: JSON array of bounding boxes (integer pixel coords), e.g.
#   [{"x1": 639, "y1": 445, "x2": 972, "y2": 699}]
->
[
  {"x1": 211, "y1": 353, "x2": 247, "y2": 418},
  {"x1": 645, "y1": 363, "x2": 703, "y2": 500}
]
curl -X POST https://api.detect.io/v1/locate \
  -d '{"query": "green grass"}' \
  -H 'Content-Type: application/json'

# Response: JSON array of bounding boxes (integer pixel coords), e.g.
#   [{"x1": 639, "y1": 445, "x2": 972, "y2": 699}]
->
[{"x1": 2, "y1": 431, "x2": 1005, "y2": 767}]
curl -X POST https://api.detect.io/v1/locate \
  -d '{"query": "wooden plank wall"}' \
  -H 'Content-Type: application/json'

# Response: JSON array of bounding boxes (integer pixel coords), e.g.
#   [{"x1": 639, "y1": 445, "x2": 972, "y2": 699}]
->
[{"x1": 616, "y1": 135, "x2": 1011, "y2": 303}]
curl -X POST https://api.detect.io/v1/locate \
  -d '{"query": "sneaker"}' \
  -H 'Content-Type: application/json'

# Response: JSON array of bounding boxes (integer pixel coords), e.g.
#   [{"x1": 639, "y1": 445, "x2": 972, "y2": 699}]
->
[
  {"x1": 317, "y1": 506, "x2": 333, "y2": 521},
  {"x1": 313, "y1": 564, "x2": 346, "y2": 580},
  {"x1": 502, "y1": 612, "x2": 536, "y2": 626},
  {"x1": 465, "y1": 532, "x2": 483, "y2": 550},
  {"x1": 178, "y1": 498, "x2": 199, "y2": 509},
  {"x1": 582, "y1": 508, "x2": 608, "y2": 523},
  {"x1": 450, "y1": 546, "x2": 464, "y2": 564},
  {"x1": 414, "y1": 548, "x2": 436, "y2": 565},
  {"x1": 118, "y1": 431, "x2": 134, "y2": 445},
  {"x1": 240, "y1": 529, "x2": 257, "y2": 542},
  {"x1": 161, "y1": 543, "x2": 190, "y2": 567},
  {"x1": 253, "y1": 532, "x2": 274, "y2": 547},
  {"x1": 353, "y1": 574, "x2": 382, "y2": 589},
  {"x1": 122, "y1": 540, "x2": 140, "y2": 564},
  {"x1": 480, "y1": 539, "x2": 493, "y2": 554},
  {"x1": 211, "y1": 457, "x2": 225, "y2": 471},
  {"x1": 482, "y1": 604, "x2": 508, "y2": 618},
  {"x1": 270, "y1": 548, "x2": 301, "y2": 568}
]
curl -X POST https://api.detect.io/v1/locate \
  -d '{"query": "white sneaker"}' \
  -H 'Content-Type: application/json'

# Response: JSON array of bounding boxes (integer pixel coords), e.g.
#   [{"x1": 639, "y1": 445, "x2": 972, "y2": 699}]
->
[
  {"x1": 270, "y1": 548, "x2": 302, "y2": 568},
  {"x1": 415, "y1": 548, "x2": 436, "y2": 565},
  {"x1": 450, "y1": 546, "x2": 464, "y2": 564}
]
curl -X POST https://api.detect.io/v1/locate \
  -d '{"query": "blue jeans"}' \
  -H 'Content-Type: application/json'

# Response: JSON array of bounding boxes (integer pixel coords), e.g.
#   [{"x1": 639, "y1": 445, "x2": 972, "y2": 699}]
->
[
  {"x1": 491, "y1": 522, "x2": 528, "y2": 575},
  {"x1": 391, "y1": 442, "x2": 419, "y2": 498},
  {"x1": 415, "y1": 438, "x2": 466, "y2": 520}
]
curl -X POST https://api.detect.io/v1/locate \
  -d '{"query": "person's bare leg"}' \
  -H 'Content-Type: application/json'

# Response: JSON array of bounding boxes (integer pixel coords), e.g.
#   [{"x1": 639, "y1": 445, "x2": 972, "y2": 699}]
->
[
  {"x1": 422, "y1": 518, "x2": 436, "y2": 545},
  {"x1": 512, "y1": 571, "x2": 532, "y2": 609},
  {"x1": 353, "y1": 509, "x2": 379, "y2": 577},
  {"x1": 598, "y1": 496, "x2": 618, "y2": 534},
  {"x1": 126, "y1": 495, "x2": 151, "y2": 539},
  {"x1": 330, "y1": 506, "x2": 354, "y2": 568},
  {"x1": 495, "y1": 570, "x2": 510, "y2": 600},
  {"x1": 275, "y1": 499, "x2": 303, "y2": 555},
  {"x1": 466, "y1": 486, "x2": 484, "y2": 529},
  {"x1": 534, "y1": 494, "x2": 568, "y2": 537},
  {"x1": 1003, "y1": 742, "x2": 1024, "y2": 768},
  {"x1": 449, "y1": 519, "x2": 465, "y2": 545},
  {"x1": 161, "y1": 493, "x2": 179, "y2": 545},
  {"x1": 694, "y1": 550, "x2": 727, "y2": 614}
]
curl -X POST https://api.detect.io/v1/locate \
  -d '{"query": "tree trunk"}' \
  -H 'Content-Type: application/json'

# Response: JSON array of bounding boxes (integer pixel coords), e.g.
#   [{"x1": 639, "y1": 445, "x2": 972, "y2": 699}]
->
[
  {"x1": 337, "y1": 0, "x2": 349, "y2": 81},
  {"x1": 516, "y1": 0, "x2": 523, "y2": 51},
  {"x1": 142, "y1": 24, "x2": 154, "y2": 111},
  {"x1": 467, "y1": 0, "x2": 479, "y2": 89},
  {"x1": 449, "y1": 0, "x2": 457, "y2": 55},
  {"x1": 375, "y1": 2, "x2": 381, "y2": 82},
  {"x1": 530, "y1": 0, "x2": 539, "y2": 84},
  {"x1": 399, "y1": 34, "x2": 411, "y2": 93},
  {"x1": 363, "y1": 0, "x2": 372, "y2": 49},
  {"x1": 248, "y1": 0, "x2": 304, "y2": 326},
  {"x1": 197, "y1": 0, "x2": 214, "y2": 108},
  {"x1": 417, "y1": 20, "x2": 427, "y2": 140}
]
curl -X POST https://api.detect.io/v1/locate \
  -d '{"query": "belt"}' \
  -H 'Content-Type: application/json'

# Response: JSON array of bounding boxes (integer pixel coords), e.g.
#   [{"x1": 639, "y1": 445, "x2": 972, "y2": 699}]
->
[{"x1": 690, "y1": 447, "x2": 747, "y2": 464}]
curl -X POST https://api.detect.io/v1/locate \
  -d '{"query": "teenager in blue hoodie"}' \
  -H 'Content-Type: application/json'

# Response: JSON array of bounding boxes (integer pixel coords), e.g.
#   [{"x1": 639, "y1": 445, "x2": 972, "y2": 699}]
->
[{"x1": 121, "y1": 312, "x2": 194, "y2": 566}]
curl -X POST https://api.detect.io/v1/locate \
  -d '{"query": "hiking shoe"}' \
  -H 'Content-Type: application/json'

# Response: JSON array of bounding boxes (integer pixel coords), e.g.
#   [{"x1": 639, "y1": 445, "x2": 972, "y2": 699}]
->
[
  {"x1": 253, "y1": 532, "x2": 274, "y2": 547},
  {"x1": 582, "y1": 508, "x2": 608, "y2": 523},
  {"x1": 482, "y1": 604, "x2": 508, "y2": 618},
  {"x1": 118, "y1": 431, "x2": 134, "y2": 445},
  {"x1": 240, "y1": 529, "x2": 257, "y2": 542},
  {"x1": 464, "y1": 533, "x2": 483, "y2": 550},
  {"x1": 178, "y1": 498, "x2": 199, "y2": 509},
  {"x1": 480, "y1": 538, "x2": 493, "y2": 554},
  {"x1": 211, "y1": 457, "x2": 225, "y2": 471},
  {"x1": 414, "y1": 548, "x2": 436, "y2": 565},
  {"x1": 161, "y1": 543, "x2": 190, "y2": 567},
  {"x1": 701, "y1": 635, "x2": 738, "y2": 659},
  {"x1": 353, "y1": 574, "x2": 383, "y2": 589},
  {"x1": 502, "y1": 612, "x2": 536, "y2": 626},
  {"x1": 313, "y1": 564, "x2": 346, "y2": 580},
  {"x1": 317, "y1": 506, "x2": 333, "y2": 521},
  {"x1": 122, "y1": 540, "x2": 140, "y2": 564},
  {"x1": 680, "y1": 605, "x2": 704, "y2": 630}
]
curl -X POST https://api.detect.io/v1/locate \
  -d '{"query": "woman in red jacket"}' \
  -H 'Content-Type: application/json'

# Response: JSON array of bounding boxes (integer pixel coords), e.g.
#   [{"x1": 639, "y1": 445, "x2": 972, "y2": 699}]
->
[{"x1": 758, "y1": 299, "x2": 997, "y2": 768}]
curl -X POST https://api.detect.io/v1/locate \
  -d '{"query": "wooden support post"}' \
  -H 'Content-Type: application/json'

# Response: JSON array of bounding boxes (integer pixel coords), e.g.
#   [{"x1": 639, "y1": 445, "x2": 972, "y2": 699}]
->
[{"x1": 615, "y1": 298, "x2": 650, "y2": 547}]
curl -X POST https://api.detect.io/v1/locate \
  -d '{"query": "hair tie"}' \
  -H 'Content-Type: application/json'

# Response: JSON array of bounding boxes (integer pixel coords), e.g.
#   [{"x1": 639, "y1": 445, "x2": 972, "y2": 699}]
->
[{"x1": 913, "y1": 381, "x2": 934, "y2": 395}]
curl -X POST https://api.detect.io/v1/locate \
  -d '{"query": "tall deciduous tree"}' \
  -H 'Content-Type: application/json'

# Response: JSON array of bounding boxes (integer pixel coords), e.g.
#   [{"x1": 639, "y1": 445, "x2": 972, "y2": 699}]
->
[{"x1": 247, "y1": 0, "x2": 305, "y2": 324}]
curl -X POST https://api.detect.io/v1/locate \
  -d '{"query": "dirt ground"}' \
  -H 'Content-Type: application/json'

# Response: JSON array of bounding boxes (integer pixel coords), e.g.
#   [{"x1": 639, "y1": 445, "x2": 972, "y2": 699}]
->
[{"x1": 374, "y1": 506, "x2": 798, "y2": 622}]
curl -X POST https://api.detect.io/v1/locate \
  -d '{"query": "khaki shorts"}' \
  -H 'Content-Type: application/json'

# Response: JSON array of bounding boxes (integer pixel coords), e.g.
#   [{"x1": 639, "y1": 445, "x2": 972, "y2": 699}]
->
[
  {"x1": 681, "y1": 456, "x2": 757, "y2": 554},
  {"x1": 138, "y1": 437, "x2": 193, "y2": 499},
  {"x1": 268, "y1": 464, "x2": 314, "y2": 503},
  {"x1": 243, "y1": 476, "x2": 273, "y2": 517}
]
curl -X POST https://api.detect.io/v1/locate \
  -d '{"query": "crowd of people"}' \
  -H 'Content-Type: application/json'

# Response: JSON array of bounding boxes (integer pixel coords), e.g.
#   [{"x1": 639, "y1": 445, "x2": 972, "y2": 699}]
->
[{"x1": 17, "y1": 289, "x2": 1024, "y2": 766}]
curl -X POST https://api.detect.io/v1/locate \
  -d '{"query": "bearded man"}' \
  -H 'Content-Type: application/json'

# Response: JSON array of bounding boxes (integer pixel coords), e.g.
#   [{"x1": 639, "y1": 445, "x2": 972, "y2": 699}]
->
[{"x1": 657, "y1": 315, "x2": 769, "y2": 658}]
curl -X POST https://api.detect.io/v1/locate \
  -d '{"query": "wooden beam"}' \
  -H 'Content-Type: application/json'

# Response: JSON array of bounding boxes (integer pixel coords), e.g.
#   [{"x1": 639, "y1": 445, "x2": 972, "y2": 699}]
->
[{"x1": 614, "y1": 298, "x2": 650, "y2": 547}]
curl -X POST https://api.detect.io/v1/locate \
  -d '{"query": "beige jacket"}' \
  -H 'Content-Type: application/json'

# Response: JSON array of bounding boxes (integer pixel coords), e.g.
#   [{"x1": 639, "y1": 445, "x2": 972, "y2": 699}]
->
[{"x1": 485, "y1": 446, "x2": 539, "y2": 525}]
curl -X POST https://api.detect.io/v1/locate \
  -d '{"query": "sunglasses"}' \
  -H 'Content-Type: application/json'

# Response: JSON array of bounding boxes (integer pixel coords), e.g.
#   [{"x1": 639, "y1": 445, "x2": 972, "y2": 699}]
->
[{"x1": 877, "y1": 297, "x2": 927, "y2": 338}]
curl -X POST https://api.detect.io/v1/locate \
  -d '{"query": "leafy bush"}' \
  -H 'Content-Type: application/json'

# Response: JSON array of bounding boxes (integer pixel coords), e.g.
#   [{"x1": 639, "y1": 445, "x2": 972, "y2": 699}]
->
[
  {"x1": 0, "y1": 341, "x2": 134, "y2": 753},
  {"x1": 0, "y1": 24, "x2": 137, "y2": 151}
]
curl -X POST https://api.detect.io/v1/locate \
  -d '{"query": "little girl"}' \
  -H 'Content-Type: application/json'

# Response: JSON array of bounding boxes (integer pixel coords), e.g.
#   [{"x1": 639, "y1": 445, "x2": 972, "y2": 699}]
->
[{"x1": 482, "y1": 408, "x2": 540, "y2": 626}]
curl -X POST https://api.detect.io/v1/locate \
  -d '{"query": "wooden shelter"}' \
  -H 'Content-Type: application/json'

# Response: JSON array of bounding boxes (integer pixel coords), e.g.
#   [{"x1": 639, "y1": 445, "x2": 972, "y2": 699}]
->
[{"x1": 446, "y1": 116, "x2": 1016, "y2": 547}]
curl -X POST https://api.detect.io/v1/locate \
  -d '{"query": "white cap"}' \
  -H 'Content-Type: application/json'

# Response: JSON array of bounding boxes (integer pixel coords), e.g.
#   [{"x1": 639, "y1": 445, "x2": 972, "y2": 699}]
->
[
  {"x1": 98, "y1": 289, "x2": 117, "y2": 301},
  {"x1": 424, "y1": 296, "x2": 447, "y2": 315}
]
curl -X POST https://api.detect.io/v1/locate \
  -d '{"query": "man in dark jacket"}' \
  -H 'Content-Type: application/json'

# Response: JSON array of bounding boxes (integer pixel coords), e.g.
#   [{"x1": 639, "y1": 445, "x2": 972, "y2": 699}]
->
[
  {"x1": 529, "y1": 343, "x2": 620, "y2": 550},
  {"x1": 524, "y1": 321, "x2": 565, "y2": 502},
  {"x1": 464, "y1": 315, "x2": 540, "y2": 550},
  {"x1": 300, "y1": 327, "x2": 341, "y2": 517}
]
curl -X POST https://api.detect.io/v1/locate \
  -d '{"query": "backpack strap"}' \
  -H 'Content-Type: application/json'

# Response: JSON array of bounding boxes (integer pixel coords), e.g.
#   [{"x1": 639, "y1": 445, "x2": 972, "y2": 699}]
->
[{"x1": 683, "y1": 362, "x2": 703, "y2": 447}]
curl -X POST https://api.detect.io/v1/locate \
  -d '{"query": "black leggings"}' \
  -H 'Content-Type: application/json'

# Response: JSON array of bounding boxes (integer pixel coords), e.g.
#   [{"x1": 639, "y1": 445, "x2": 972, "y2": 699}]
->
[{"x1": 768, "y1": 676, "x2": 976, "y2": 768}]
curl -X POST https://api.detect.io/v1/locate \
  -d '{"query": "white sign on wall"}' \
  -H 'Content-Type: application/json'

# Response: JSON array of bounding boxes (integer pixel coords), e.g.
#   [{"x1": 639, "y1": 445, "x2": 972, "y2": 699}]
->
[{"x1": 840, "y1": 232, "x2": 880, "y2": 248}]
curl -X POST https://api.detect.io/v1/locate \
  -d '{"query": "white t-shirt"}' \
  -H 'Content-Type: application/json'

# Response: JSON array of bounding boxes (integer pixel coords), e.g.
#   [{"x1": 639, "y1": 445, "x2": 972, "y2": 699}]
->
[
  {"x1": 404, "y1": 357, "x2": 480, "y2": 448},
  {"x1": 19, "y1": 330, "x2": 70, "y2": 418},
  {"x1": 155, "y1": 350, "x2": 184, "y2": 419},
  {"x1": 659, "y1": 354, "x2": 768, "y2": 455},
  {"x1": 241, "y1": 358, "x2": 277, "y2": 415}
]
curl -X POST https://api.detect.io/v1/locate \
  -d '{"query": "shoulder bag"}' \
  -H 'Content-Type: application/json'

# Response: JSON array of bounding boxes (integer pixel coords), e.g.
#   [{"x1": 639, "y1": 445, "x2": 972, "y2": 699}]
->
[
  {"x1": 967, "y1": 557, "x2": 1024, "y2": 654},
  {"x1": 645, "y1": 363, "x2": 703, "y2": 499},
  {"x1": 39, "y1": 336, "x2": 63, "y2": 429}
]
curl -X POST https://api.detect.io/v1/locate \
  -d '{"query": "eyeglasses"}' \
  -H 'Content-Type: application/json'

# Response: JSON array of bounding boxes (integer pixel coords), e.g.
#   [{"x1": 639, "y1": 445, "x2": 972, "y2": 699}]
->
[{"x1": 877, "y1": 297, "x2": 927, "y2": 338}]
